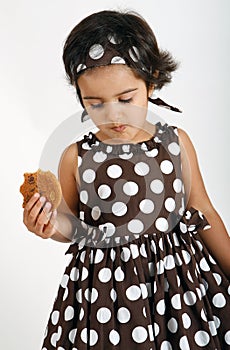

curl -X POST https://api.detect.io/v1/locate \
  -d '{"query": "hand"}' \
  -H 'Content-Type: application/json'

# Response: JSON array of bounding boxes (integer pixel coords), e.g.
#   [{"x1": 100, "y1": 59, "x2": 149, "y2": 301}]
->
[{"x1": 23, "y1": 193, "x2": 58, "y2": 239}]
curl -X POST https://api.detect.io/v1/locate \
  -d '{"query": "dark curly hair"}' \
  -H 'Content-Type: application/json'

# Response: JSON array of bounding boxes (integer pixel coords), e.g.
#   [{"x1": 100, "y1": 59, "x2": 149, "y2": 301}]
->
[{"x1": 62, "y1": 10, "x2": 179, "y2": 106}]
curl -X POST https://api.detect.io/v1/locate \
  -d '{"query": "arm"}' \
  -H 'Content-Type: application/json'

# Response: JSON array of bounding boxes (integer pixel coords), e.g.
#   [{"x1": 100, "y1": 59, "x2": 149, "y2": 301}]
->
[
  {"x1": 178, "y1": 128, "x2": 230, "y2": 278},
  {"x1": 23, "y1": 143, "x2": 80, "y2": 243}
]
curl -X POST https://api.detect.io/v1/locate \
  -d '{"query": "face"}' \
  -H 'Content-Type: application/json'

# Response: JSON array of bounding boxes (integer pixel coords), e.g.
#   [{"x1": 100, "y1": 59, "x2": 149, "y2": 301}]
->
[{"x1": 77, "y1": 65, "x2": 154, "y2": 143}]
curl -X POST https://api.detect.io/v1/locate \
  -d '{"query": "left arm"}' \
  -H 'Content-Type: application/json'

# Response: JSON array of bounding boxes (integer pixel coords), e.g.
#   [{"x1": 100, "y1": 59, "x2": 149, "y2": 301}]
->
[{"x1": 178, "y1": 128, "x2": 230, "y2": 278}]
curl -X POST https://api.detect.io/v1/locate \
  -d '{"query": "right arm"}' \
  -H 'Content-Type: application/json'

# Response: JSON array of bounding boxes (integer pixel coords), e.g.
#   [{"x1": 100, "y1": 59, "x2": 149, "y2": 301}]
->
[{"x1": 23, "y1": 143, "x2": 80, "y2": 242}]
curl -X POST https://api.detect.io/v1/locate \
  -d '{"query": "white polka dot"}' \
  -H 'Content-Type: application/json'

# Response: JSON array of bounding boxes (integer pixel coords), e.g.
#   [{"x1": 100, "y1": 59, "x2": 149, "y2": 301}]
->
[
  {"x1": 213, "y1": 315, "x2": 221, "y2": 329},
  {"x1": 77, "y1": 63, "x2": 87, "y2": 73},
  {"x1": 171, "y1": 294, "x2": 182, "y2": 310},
  {"x1": 139, "y1": 199, "x2": 155, "y2": 214},
  {"x1": 156, "y1": 260, "x2": 164, "y2": 274},
  {"x1": 110, "y1": 288, "x2": 117, "y2": 302},
  {"x1": 160, "y1": 340, "x2": 173, "y2": 350},
  {"x1": 143, "y1": 306, "x2": 147, "y2": 318},
  {"x1": 156, "y1": 299, "x2": 166, "y2": 315},
  {"x1": 140, "y1": 283, "x2": 148, "y2": 299},
  {"x1": 174, "y1": 252, "x2": 183, "y2": 266},
  {"x1": 97, "y1": 307, "x2": 111, "y2": 323},
  {"x1": 163, "y1": 255, "x2": 175, "y2": 270},
  {"x1": 94, "y1": 249, "x2": 104, "y2": 264},
  {"x1": 51, "y1": 326, "x2": 62, "y2": 346},
  {"x1": 168, "y1": 142, "x2": 180, "y2": 156},
  {"x1": 114, "y1": 266, "x2": 125, "y2": 282},
  {"x1": 107, "y1": 164, "x2": 122, "y2": 178},
  {"x1": 224, "y1": 330, "x2": 230, "y2": 345},
  {"x1": 167, "y1": 318, "x2": 178, "y2": 333},
  {"x1": 183, "y1": 291, "x2": 197, "y2": 306},
  {"x1": 91, "y1": 206, "x2": 101, "y2": 220},
  {"x1": 194, "y1": 330, "x2": 210, "y2": 347},
  {"x1": 98, "y1": 268, "x2": 112, "y2": 283},
  {"x1": 164, "y1": 197, "x2": 176, "y2": 212},
  {"x1": 79, "y1": 307, "x2": 84, "y2": 321},
  {"x1": 51, "y1": 311, "x2": 60, "y2": 325},
  {"x1": 173, "y1": 178, "x2": 182, "y2": 193},
  {"x1": 123, "y1": 181, "x2": 139, "y2": 196},
  {"x1": 132, "y1": 326, "x2": 148, "y2": 343},
  {"x1": 81, "y1": 328, "x2": 98, "y2": 346},
  {"x1": 134, "y1": 162, "x2": 150, "y2": 176},
  {"x1": 80, "y1": 190, "x2": 88, "y2": 204},
  {"x1": 63, "y1": 287, "x2": 68, "y2": 301},
  {"x1": 84, "y1": 288, "x2": 98, "y2": 303},
  {"x1": 126, "y1": 285, "x2": 141, "y2": 301},
  {"x1": 82, "y1": 142, "x2": 92, "y2": 150},
  {"x1": 155, "y1": 217, "x2": 169, "y2": 232},
  {"x1": 213, "y1": 273, "x2": 222, "y2": 286},
  {"x1": 89, "y1": 44, "x2": 104, "y2": 59},
  {"x1": 61, "y1": 274, "x2": 69, "y2": 288},
  {"x1": 117, "y1": 307, "x2": 131, "y2": 323},
  {"x1": 208, "y1": 320, "x2": 217, "y2": 336},
  {"x1": 93, "y1": 151, "x2": 107, "y2": 163},
  {"x1": 212, "y1": 293, "x2": 226, "y2": 308},
  {"x1": 70, "y1": 267, "x2": 79, "y2": 282},
  {"x1": 160, "y1": 160, "x2": 173, "y2": 174},
  {"x1": 64, "y1": 306, "x2": 74, "y2": 321},
  {"x1": 119, "y1": 152, "x2": 133, "y2": 159},
  {"x1": 112, "y1": 202, "x2": 127, "y2": 216},
  {"x1": 140, "y1": 243, "x2": 147, "y2": 258},
  {"x1": 154, "y1": 323, "x2": 160, "y2": 337},
  {"x1": 110, "y1": 249, "x2": 116, "y2": 261},
  {"x1": 129, "y1": 46, "x2": 140, "y2": 62},
  {"x1": 146, "y1": 148, "x2": 158, "y2": 157},
  {"x1": 99, "y1": 222, "x2": 116, "y2": 237},
  {"x1": 182, "y1": 313, "x2": 191, "y2": 329},
  {"x1": 182, "y1": 250, "x2": 191, "y2": 265},
  {"x1": 150, "y1": 179, "x2": 164, "y2": 194},
  {"x1": 82, "y1": 169, "x2": 96, "y2": 183},
  {"x1": 111, "y1": 56, "x2": 126, "y2": 64},
  {"x1": 109, "y1": 330, "x2": 120, "y2": 346},
  {"x1": 187, "y1": 271, "x2": 194, "y2": 283},
  {"x1": 179, "y1": 336, "x2": 190, "y2": 350},
  {"x1": 180, "y1": 222, "x2": 187, "y2": 233},
  {"x1": 76, "y1": 289, "x2": 82, "y2": 303},
  {"x1": 130, "y1": 244, "x2": 139, "y2": 259},
  {"x1": 128, "y1": 219, "x2": 144, "y2": 233},
  {"x1": 69, "y1": 328, "x2": 77, "y2": 344},
  {"x1": 98, "y1": 184, "x2": 111, "y2": 199},
  {"x1": 201, "y1": 308, "x2": 207, "y2": 322},
  {"x1": 200, "y1": 258, "x2": 210, "y2": 272},
  {"x1": 121, "y1": 247, "x2": 131, "y2": 262}
]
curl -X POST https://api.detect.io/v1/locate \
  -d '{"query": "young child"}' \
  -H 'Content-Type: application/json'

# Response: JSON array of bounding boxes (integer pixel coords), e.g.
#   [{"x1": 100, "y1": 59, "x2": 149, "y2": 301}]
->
[{"x1": 23, "y1": 10, "x2": 230, "y2": 350}]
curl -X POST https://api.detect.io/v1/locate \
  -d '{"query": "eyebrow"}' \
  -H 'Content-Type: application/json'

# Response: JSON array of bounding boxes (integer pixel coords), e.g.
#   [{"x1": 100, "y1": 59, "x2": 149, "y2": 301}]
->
[{"x1": 82, "y1": 88, "x2": 138, "y2": 100}]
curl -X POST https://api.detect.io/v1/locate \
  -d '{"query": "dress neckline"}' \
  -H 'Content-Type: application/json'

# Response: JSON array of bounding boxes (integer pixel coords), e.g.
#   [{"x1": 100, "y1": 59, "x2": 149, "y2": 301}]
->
[{"x1": 83, "y1": 122, "x2": 168, "y2": 154}]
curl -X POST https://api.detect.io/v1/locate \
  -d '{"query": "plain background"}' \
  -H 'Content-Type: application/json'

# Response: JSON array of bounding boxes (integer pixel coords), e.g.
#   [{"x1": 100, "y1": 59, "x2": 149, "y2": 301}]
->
[{"x1": 0, "y1": 0, "x2": 229, "y2": 349}]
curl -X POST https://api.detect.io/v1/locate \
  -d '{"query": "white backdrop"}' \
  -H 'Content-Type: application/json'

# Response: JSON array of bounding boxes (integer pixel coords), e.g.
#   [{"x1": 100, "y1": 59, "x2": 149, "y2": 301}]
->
[{"x1": 0, "y1": 0, "x2": 229, "y2": 349}]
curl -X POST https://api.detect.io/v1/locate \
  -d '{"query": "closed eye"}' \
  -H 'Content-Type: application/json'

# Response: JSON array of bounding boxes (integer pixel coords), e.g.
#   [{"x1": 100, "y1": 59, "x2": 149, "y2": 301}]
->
[{"x1": 119, "y1": 98, "x2": 132, "y2": 104}]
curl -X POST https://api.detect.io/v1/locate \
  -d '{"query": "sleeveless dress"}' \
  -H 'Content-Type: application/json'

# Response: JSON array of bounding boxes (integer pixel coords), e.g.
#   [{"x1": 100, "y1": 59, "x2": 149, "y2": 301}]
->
[{"x1": 41, "y1": 122, "x2": 230, "y2": 349}]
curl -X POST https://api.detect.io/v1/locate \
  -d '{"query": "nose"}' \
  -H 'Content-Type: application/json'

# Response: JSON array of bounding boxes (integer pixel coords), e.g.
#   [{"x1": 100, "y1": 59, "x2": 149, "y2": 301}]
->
[{"x1": 105, "y1": 102, "x2": 123, "y2": 124}]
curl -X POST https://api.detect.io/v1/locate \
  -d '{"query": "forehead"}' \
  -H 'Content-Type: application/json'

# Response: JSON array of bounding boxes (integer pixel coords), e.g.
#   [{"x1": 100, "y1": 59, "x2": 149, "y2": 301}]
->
[{"x1": 78, "y1": 65, "x2": 144, "y2": 91}]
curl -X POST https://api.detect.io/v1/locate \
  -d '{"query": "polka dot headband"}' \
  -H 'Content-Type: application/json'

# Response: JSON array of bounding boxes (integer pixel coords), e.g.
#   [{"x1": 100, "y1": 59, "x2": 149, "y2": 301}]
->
[{"x1": 71, "y1": 38, "x2": 182, "y2": 119}]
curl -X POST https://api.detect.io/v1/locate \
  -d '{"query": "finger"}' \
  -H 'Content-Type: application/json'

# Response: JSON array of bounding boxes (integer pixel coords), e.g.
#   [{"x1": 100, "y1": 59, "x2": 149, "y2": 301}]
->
[
  {"x1": 39, "y1": 209, "x2": 58, "y2": 239},
  {"x1": 28, "y1": 196, "x2": 46, "y2": 226},
  {"x1": 35, "y1": 202, "x2": 52, "y2": 233},
  {"x1": 23, "y1": 193, "x2": 40, "y2": 224}
]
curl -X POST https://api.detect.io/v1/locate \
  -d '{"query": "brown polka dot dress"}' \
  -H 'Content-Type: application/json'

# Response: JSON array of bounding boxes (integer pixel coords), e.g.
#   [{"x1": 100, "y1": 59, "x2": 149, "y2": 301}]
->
[{"x1": 41, "y1": 122, "x2": 230, "y2": 349}]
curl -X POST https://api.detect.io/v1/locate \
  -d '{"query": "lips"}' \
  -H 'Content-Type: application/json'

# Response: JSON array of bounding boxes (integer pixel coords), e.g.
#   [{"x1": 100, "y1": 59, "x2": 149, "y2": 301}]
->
[{"x1": 111, "y1": 125, "x2": 127, "y2": 132}]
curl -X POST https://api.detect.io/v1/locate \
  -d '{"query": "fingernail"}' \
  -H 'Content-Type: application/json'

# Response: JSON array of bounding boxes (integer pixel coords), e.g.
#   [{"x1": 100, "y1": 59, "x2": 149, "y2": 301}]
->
[
  {"x1": 34, "y1": 193, "x2": 40, "y2": 199},
  {"x1": 52, "y1": 209, "x2": 57, "y2": 217},
  {"x1": 40, "y1": 196, "x2": 46, "y2": 204},
  {"x1": 45, "y1": 202, "x2": 52, "y2": 211}
]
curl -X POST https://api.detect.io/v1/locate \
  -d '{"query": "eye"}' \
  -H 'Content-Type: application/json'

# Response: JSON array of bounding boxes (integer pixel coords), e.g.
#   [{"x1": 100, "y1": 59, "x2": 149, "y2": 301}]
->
[
  {"x1": 119, "y1": 98, "x2": 132, "y2": 104},
  {"x1": 91, "y1": 103, "x2": 103, "y2": 109}
]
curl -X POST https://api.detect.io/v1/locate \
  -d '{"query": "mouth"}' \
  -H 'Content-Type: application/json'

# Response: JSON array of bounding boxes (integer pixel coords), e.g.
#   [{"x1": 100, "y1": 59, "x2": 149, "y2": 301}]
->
[{"x1": 111, "y1": 124, "x2": 127, "y2": 132}]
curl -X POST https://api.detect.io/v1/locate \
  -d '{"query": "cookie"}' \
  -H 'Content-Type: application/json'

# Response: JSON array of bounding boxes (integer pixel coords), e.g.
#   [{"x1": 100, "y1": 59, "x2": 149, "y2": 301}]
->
[{"x1": 20, "y1": 169, "x2": 62, "y2": 209}]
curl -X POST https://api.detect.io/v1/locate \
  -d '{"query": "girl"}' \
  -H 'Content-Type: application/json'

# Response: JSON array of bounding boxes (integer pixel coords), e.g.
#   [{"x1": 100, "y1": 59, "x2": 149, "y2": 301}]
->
[{"x1": 23, "y1": 10, "x2": 230, "y2": 350}]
